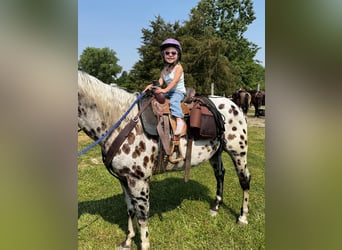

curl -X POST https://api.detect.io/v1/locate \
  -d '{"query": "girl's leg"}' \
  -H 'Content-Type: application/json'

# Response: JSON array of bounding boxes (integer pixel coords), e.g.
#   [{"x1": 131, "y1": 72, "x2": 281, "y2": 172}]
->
[
  {"x1": 175, "y1": 117, "x2": 185, "y2": 135},
  {"x1": 167, "y1": 91, "x2": 185, "y2": 135},
  {"x1": 168, "y1": 92, "x2": 184, "y2": 118}
]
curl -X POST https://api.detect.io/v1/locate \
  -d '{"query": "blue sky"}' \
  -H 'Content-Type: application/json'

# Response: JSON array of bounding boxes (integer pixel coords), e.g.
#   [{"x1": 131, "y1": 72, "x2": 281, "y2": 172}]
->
[{"x1": 78, "y1": 0, "x2": 265, "y2": 72}]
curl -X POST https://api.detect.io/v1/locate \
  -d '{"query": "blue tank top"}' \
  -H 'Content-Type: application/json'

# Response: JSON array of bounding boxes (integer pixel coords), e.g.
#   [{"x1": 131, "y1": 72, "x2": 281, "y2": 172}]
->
[{"x1": 162, "y1": 68, "x2": 186, "y2": 94}]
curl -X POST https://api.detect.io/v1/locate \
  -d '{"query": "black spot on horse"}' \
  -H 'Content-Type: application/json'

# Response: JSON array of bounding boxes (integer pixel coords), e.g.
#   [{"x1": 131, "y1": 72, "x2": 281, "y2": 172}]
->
[
  {"x1": 119, "y1": 167, "x2": 130, "y2": 175},
  {"x1": 139, "y1": 141, "x2": 146, "y2": 152},
  {"x1": 122, "y1": 143, "x2": 130, "y2": 154},
  {"x1": 143, "y1": 156, "x2": 149, "y2": 167}
]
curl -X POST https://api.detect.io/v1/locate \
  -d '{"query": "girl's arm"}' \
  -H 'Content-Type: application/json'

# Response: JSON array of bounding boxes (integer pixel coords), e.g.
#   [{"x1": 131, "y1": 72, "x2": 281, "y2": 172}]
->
[
  {"x1": 158, "y1": 75, "x2": 163, "y2": 86},
  {"x1": 156, "y1": 64, "x2": 183, "y2": 94},
  {"x1": 142, "y1": 73, "x2": 164, "y2": 93}
]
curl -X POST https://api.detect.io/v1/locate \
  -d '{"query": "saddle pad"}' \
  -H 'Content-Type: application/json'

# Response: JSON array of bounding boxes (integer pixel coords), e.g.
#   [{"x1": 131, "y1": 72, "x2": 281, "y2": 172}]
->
[{"x1": 138, "y1": 96, "x2": 158, "y2": 136}]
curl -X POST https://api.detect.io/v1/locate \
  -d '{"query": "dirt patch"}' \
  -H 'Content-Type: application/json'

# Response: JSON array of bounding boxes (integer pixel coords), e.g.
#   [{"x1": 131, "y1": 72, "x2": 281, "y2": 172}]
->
[{"x1": 246, "y1": 115, "x2": 265, "y2": 127}]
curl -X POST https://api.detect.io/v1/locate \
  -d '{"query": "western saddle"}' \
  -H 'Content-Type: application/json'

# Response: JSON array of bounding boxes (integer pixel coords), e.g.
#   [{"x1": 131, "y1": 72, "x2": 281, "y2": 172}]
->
[{"x1": 138, "y1": 85, "x2": 225, "y2": 180}]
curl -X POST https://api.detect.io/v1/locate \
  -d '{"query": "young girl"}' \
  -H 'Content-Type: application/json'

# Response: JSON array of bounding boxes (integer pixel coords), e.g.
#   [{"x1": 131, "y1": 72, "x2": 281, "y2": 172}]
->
[{"x1": 145, "y1": 38, "x2": 186, "y2": 136}]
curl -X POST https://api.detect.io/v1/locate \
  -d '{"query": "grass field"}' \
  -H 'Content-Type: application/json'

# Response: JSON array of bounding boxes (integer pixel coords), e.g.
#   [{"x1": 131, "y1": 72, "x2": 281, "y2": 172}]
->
[{"x1": 78, "y1": 117, "x2": 265, "y2": 249}]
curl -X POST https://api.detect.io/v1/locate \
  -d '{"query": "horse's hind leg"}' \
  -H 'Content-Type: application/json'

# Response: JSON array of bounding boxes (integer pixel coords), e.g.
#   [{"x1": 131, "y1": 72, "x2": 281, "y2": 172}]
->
[
  {"x1": 254, "y1": 103, "x2": 258, "y2": 117},
  {"x1": 229, "y1": 151, "x2": 251, "y2": 225},
  {"x1": 209, "y1": 149, "x2": 225, "y2": 216}
]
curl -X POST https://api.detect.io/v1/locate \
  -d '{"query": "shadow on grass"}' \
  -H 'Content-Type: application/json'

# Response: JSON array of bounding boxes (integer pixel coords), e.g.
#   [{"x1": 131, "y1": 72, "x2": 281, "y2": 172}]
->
[
  {"x1": 78, "y1": 177, "x2": 210, "y2": 225},
  {"x1": 78, "y1": 176, "x2": 240, "y2": 247}
]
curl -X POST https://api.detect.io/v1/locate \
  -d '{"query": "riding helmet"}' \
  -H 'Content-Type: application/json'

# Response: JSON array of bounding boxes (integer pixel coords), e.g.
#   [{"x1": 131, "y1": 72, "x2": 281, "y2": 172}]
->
[{"x1": 160, "y1": 38, "x2": 182, "y2": 61}]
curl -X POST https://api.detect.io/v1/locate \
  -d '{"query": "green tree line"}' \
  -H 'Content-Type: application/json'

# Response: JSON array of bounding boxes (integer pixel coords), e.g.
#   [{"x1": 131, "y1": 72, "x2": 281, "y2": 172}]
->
[{"x1": 78, "y1": 0, "x2": 265, "y2": 96}]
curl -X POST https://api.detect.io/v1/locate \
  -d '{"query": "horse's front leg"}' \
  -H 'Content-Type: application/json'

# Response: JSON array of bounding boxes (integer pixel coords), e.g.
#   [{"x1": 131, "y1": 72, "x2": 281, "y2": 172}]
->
[
  {"x1": 134, "y1": 178, "x2": 150, "y2": 250},
  {"x1": 138, "y1": 217, "x2": 149, "y2": 250},
  {"x1": 119, "y1": 180, "x2": 136, "y2": 250},
  {"x1": 119, "y1": 177, "x2": 151, "y2": 250}
]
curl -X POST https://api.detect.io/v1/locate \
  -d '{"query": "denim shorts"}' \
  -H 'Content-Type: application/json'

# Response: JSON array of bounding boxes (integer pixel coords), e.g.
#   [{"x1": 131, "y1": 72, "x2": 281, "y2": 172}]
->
[{"x1": 166, "y1": 91, "x2": 185, "y2": 118}]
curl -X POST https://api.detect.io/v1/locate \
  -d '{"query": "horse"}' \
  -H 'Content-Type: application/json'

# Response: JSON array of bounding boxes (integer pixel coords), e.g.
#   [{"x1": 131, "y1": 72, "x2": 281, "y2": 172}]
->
[
  {"x1": 231, "y1": 89, "x2": 252, "y2": 115},
  {"x1": 78, "y1": 71, "x2": 251, "y2": 250},
  {"x1": 247, "y1": 90, "x2": 266, "y2": 117}
]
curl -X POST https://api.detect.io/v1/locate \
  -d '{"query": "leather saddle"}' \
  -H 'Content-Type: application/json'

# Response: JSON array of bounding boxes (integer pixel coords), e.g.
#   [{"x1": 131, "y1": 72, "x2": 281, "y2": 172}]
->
[
  {"x1": 138, "y1": 87, "x2": 225, "y2": 181},
  {"x1": 138, "y1": 88, "x2": 194, "y2": 165},
  {"x1": 139, "y1": 87, "x2": 224, "y2": 164},
  {"x1": 138, "y1": 87, "x2": 195, "y2": 138}
]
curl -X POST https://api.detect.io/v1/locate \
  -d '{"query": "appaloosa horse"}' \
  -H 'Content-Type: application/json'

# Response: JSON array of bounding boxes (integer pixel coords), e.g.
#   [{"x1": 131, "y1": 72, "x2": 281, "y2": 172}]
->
[
  {"x1": 78, "y1": 71, "x2": 251, "y2": 250},
  {"x1": 231, "y1": 89, "x2": 251, "y2": 115}
]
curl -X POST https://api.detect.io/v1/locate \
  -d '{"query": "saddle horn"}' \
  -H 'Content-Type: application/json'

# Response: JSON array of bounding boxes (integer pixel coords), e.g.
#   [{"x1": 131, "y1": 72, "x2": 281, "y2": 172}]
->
[{"x1": 151, "y1": 80, "x2": 166, "y2": 104}]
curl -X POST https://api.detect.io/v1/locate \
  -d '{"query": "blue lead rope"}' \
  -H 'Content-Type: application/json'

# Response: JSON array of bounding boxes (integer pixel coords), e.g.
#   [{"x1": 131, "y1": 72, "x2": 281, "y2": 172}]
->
[{"x1": 77, "y1": 92, "x2": 145, "y2": 157}]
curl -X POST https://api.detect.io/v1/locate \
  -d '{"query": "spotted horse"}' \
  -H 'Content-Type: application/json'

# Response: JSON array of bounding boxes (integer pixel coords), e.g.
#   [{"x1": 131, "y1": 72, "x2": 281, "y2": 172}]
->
[{"x1": 78, "y1": 70, "x2": 251, "y2": 250}]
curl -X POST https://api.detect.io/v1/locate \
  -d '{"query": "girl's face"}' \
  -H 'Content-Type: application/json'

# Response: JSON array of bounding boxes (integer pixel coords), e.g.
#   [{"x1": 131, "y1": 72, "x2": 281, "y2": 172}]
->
[{"x1": 163, "y1": 46, "x2": 178, "y2": 64}]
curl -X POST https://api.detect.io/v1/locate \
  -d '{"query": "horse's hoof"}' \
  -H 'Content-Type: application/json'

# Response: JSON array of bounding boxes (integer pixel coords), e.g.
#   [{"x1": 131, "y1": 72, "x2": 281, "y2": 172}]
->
[
  {"x1": 237, "y1": 216, "x2": 248, "y2": 225},
  {"x1": 118, "y1": 242, "x2": 131, "y2": 250},
  {"x1": 209, "y1": 209, "x2": 218, "y2": 217}
]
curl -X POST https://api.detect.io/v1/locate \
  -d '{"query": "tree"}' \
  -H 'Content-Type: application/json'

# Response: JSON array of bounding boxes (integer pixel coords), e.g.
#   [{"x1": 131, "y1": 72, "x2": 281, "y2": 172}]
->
[
  {"x1": 78, "y1": 47, "x2": 122, "y2": 84},
  {"x1": 134, "y1": 16, "x2": 183, "y2": 83},
  {"x1": 115, "y1": 70, "x2": 140, "y2": 92},
  {"x1": 184, "y1": 0, "x2": 262, "y2": 91},
  {"x1": 181, "y1": 32, "x2": 236, "y2": 95},
  {"x1": 122, "y1": 0, "x2": 264, "y2": 94}
]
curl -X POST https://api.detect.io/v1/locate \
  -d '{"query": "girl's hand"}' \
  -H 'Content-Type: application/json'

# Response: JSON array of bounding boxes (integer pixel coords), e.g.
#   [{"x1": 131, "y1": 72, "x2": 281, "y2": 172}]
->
[
  {"x1": 143, "y1": 84, "x2": 152, "y2": 93},
  {"x1": 154, "y1": 88, "x2": 167, "y2": 94}
]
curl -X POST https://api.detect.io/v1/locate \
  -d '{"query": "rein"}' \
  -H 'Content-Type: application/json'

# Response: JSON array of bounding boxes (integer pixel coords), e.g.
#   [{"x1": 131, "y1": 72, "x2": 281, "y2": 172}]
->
[
  {"x1": 104, "y1": 95, "x2": 154, "y2": 167},
  {"x1": 77, "y1": 92, "x2": 146, "y2": 157}
]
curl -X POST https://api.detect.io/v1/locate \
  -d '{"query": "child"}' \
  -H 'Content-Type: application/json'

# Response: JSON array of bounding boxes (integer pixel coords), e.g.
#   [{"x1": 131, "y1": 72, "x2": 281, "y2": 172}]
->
[{"x1": 144, "y1": 38, "x2": 186, "y2": 135}]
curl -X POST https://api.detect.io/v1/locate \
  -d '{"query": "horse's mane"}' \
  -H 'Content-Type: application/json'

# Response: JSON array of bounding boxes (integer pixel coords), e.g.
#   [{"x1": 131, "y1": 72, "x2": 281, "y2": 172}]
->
[{"x1": 78, "y1": 70, "x2": 138, "y2": 125}]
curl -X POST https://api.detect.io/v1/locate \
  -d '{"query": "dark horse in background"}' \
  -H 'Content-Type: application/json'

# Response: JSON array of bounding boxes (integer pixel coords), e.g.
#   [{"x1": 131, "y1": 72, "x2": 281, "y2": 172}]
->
[
  {"x1": 247, "y1": 90, "x2": 265, "y2": 117},
  {"x1": 231, "y1": 89, "x2": 252, "y2": 115}
]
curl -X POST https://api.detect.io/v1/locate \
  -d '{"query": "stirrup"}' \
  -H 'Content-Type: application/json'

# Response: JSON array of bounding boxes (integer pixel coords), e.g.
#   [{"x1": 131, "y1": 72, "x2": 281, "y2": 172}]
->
[{"x1": 168, "y1": 140, "x2": 183, "y2": 163}]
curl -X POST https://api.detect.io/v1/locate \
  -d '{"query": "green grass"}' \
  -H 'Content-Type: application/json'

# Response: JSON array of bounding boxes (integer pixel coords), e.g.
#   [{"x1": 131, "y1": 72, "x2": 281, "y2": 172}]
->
[{"x1": 78, "y1": 124, "x2": 265, "y2": 249}]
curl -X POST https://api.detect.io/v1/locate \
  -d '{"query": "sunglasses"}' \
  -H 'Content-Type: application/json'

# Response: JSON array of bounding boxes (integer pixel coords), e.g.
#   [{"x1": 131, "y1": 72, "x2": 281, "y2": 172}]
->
[{"x1": 164, "y1": 51, "x2": 178, "y2": 56}]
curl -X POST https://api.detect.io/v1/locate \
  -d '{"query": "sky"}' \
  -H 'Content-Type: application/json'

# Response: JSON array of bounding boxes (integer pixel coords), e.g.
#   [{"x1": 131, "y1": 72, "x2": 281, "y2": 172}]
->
[{"x1": 78, "y1": 0, "x2": 265, "y2": 72}]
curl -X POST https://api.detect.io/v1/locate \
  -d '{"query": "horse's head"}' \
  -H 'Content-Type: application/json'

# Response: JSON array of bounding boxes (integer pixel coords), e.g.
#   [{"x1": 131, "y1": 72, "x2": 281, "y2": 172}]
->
[{"x1": 78, "y1": 70, "x2": 138, "y2": 141}]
